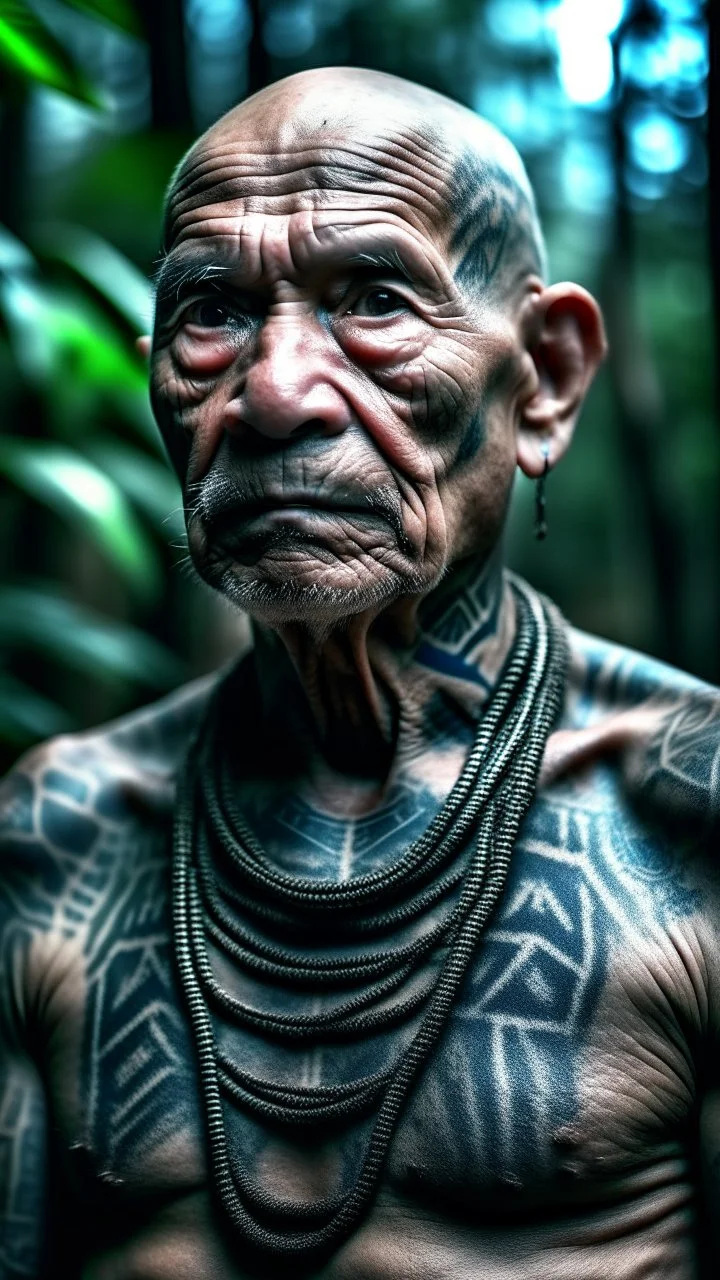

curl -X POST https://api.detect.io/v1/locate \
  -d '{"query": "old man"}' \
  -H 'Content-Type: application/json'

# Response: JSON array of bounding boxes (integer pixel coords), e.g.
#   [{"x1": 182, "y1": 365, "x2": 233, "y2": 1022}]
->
[{"x1": 2, "y1": 67, "x2": 720, "y2": 1278}]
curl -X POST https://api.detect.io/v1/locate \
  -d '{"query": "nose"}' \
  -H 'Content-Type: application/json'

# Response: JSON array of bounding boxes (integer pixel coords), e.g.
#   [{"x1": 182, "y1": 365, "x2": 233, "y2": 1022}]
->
[{"x1": 224, "y1": 315, "x2": 353, "y2": 442}]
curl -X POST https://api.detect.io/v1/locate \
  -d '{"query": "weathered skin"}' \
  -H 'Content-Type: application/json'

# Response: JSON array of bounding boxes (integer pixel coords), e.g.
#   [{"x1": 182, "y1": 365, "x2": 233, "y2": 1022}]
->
[{"x1": 2, "y1": 68, "x2": 720, "y2": 1279}]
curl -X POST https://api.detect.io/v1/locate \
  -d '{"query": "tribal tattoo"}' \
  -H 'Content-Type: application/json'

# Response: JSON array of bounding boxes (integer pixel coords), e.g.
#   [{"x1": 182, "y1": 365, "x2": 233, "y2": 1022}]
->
[
  {"x1": 0, "y1": 629, "x2": 718, "y2": 1274},
  {"x1": 448, "y1": 152, "x2": 546, "y2": 298}
]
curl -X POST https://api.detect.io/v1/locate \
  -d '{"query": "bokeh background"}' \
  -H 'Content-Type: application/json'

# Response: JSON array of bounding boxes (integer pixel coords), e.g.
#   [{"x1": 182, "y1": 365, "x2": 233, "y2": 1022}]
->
[{"x1": 0, "y1": 0, "x2": 715, "y2": 768}]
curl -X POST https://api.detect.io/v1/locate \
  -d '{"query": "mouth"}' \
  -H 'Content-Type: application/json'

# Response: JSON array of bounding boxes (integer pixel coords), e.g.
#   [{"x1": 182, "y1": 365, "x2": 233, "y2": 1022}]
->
[
  {"x1": 225, "y1": 494, "x2": 377, "y2": 524},
  {"x1": 200, "y1": 492, "x2": 400, "y2": 568},
  {"x1": 205, "y1": 487, "x2": 408, "y2": 541}
]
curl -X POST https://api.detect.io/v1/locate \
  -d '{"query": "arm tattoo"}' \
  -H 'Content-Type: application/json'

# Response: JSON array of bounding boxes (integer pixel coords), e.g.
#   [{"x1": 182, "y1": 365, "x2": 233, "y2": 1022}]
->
[
  {"x1": 632, "y1": 692, "x2": 720, "y2": 832},
  {"x1": 0, "y1": 1067, "x2": 46, "y2": 1279},
  {"x1": 0, "y1": 774, "x2": 49, "y2": 1279}
]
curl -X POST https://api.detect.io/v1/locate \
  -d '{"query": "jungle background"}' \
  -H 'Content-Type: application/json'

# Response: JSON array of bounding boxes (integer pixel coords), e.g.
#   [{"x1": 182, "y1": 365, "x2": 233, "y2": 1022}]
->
[{"x1": 0, "y1": 0, "x2": 714, "y2": 767}]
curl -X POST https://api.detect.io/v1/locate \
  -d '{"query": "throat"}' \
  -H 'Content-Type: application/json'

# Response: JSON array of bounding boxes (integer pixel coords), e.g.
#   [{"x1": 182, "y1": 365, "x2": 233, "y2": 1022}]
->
[{"x1": 247, "y1": 552, "x2": 514, "y2": 794}]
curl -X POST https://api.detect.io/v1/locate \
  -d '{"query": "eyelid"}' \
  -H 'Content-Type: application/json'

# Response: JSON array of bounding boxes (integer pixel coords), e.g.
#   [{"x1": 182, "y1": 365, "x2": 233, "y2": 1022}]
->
[
  {"x1": 175, "y1": 290, "x2": 261, "y2": 329},
  {"x1": 343, "y1": 281, "x2": 414, "y2": 316}
]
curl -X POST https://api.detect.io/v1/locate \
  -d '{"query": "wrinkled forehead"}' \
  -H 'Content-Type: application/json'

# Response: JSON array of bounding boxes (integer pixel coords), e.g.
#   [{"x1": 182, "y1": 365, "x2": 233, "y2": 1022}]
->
[
  {"x1": 162, "y1": 77, "x2": 545, "y2": 291},
  {"x1": 163, "y1": 118, "x2": 455, "y2": 254}
]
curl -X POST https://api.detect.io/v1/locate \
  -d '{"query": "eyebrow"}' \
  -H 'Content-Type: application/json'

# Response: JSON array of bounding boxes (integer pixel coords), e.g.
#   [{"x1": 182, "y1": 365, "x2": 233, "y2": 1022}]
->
[
  {"x1": 153, "y1": 255, "x2": 234, "y2": 314},
  {"x1": 153, "y1": 237, "x2": 428, "y2": 320},
  {"x1": 346, "y1": 249, "x2": 415, "y2": 285}
]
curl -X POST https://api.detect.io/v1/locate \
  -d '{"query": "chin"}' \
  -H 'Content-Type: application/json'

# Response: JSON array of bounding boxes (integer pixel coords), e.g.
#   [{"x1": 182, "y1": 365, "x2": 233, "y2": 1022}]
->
[{"x1": 198, "y1": 551, "x2": 428, "y2": 629}]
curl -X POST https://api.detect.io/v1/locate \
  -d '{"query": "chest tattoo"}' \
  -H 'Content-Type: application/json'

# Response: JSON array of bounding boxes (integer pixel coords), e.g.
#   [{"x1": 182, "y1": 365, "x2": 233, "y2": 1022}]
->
[{"x1": 171, "y1": 580, "x2": 568, "y2": 1263}]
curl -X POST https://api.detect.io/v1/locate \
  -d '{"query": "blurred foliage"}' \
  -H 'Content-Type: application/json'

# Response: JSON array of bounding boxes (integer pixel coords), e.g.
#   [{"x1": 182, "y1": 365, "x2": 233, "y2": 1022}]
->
[
  {"x1": 0, "y1": 0, "x2": 101, "y2": 103},
  {"x1": 0, "y1": 0, "x2": 716, "y2": 767}
]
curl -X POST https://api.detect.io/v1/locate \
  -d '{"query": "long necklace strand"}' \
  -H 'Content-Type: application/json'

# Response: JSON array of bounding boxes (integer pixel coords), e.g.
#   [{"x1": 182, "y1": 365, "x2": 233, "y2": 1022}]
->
[{"x1": 172, "y1": 576, "x2": 568, "y2": 1263}]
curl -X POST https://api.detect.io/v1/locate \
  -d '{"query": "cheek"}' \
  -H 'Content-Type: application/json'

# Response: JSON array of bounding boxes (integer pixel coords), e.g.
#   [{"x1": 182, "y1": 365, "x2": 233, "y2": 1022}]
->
[
  {"x1": 391, "y1": 341, "x2": 485, "y2": 464},
  {"x1": 150, "y1": 349, "x2": 224, "y2": 480},
  {"x1": 443, "y1": 412, "x2": 519, "y2": 559}
]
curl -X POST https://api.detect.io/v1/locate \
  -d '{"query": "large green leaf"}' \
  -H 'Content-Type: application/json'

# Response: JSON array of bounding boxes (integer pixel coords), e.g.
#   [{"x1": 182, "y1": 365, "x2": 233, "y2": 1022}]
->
[
  {"x1": 0, "y1": 670, "x2": 75, "y2": 744},
  {"x1": 0, "y1": 243, "x2": 159, "y2": 447},
  {"x1": 0, "y1": 439, "x2": 160, "y2": 597},
  {"x1": 0, "y1": 224, "x2": 55, "y2": 380},
  {"x1": 40, "y1": 297, "x2": 159, "y2": 445},
  {"x1": 62, "y1": 0, "x2": 142, "y2": 37},
  {"x1": 0, "y1": 0, "x2": 102, "y2": 105},
  {"x1": 0, "y1": 585, "x2": 184, "y2": 686},
  {"x1": 84, "y1": 439, "x2": 183, "y2": 536},
  {"x1": 36, "y1": 222, "x2": 152, "y2": 333}
]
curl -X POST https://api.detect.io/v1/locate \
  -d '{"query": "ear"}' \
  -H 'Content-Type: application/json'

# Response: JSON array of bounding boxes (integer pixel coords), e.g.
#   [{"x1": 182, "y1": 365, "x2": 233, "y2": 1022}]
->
[
  {"x1": 517, "y1": 283, "x2": 606, "y2": 478},
  {"x1": 136, "y1": 334, "x2": 152, "y2": 360}
]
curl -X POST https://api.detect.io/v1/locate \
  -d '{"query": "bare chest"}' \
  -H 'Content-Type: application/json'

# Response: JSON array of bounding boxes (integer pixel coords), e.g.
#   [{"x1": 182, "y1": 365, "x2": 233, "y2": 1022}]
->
[{"x1": 42, "y1": 781, "x2": 703, "y2": 1266}]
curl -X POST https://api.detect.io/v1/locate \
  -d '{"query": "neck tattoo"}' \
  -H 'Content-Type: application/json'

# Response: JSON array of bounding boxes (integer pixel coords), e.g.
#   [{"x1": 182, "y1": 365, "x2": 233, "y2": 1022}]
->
[{"x1": 172, "y1": 575, "x2": 569, "y2": 1264}]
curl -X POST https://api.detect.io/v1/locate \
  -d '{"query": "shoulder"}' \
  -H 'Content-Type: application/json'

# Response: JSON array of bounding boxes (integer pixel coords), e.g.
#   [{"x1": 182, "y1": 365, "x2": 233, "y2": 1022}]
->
[
  {"x1": 550, "y1": 626, "x2": 720, "y2": 836},
  {"x1": 0, "y1": 674, "x2": 218, "y2": 938},
  {"x1": 566, "y1": 626, "x2": 714, "y2": 719}
]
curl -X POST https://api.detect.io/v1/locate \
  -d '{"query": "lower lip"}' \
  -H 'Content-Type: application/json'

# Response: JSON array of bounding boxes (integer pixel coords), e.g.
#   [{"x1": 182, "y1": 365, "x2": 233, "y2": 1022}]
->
[{"x1": 235, "y1": 506, "x2": 372, "y2": 528}]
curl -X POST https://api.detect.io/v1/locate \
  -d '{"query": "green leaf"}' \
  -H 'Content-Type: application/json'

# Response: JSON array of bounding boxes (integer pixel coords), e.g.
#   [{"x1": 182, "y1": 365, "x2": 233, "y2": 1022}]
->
[
  {"x1": 84, "y1": 439, "x2": 183, "y2": 536},
  {"x1": 0, "y1": 1, "x2": 102, "y2": 106},
  {"x1": 35, "y1": 222, "x2": 152, "y2": 333},
  {"x1": 0, "y1": 251, "x2": 160, "y2": 447},
  {"x1": 62, "y1": 0, "x2": 142, "y2": 37},
  {"x1": 40, "y1": 297, "x2": 160, "y2": 446},
  {"x1": 0, "y1": 585, "x2": 185, "y2": 687},
  {"x1": 0, "y1": 439, "x2": 160, "y2": 597},
  {"x1": 0, "y1": 248, "x2": 53, "y2": 382},
  {"x1": 0, "y1": 670, "x2": 75, "y2": 744},
  {"x1": 0, "y1": 222, "x2": 34, "y2": 274}
]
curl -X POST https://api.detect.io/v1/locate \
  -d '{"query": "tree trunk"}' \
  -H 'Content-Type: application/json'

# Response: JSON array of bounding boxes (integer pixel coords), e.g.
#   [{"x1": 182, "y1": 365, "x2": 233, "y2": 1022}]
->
[
  {"x1": 143, "y1": 0, "x2": 192, "y2": 130},
  {"x1": 606, "y1": 16, "x2": 685, "y2": 668},
  {"x1": 0, "y1": 96, "x2": 28, "y2": 235},
  {"x1": 247, "y1": 0, "x2": 272, "y2": 96}
]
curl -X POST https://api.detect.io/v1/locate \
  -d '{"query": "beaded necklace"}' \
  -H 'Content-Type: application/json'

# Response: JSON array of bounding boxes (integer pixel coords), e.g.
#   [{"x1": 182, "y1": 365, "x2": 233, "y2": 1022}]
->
[{"x1": 172, "y1": 576, "x2": 568, "y2": 1264}]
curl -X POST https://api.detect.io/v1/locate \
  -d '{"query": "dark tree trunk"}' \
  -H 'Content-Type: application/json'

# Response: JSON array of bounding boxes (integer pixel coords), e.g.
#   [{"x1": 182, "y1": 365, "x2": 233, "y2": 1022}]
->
[
  {"x1": 0, "y1": 96, "x2": 28, "y2": 235},
  {"x1": 708, "y1": 0, "x2": 720, "y2": 400},
  {"x1": 706, "y1": 0, "x2": 720, "y2": 680},
  {"x1": 143, "y1": 0, "x2": 192, "y2": 130},
  {"x1": 247, "y1": 0, "x2": 272, "y2": 96},
  {"x1": 606, "y1": 13, "x2": 685, "y2": 668}
]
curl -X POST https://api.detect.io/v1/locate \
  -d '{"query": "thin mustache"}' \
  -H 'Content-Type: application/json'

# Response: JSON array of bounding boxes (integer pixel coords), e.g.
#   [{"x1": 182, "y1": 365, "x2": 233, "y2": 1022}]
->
[{"x1": 192, "y1": 479, "x2": 412, "y2": 554}]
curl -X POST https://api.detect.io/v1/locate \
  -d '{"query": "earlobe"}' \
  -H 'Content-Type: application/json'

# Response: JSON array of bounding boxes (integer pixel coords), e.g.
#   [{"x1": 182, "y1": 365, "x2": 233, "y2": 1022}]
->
[
  {"x1": 517, "y1": 283, "x2": 606, "y2": 479},
  {"x1": 136, "y1": 334, "x2": 152, "y2": 360}
]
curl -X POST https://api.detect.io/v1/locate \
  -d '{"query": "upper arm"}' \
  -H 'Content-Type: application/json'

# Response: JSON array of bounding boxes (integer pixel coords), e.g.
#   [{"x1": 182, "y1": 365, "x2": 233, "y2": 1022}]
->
[
  {"x1": 699, "y1": 1089, "x2": 720, "y2": 1269},
  {"x1": 0, "y1": 757, "x2": 52, "y2": 1280},
  {"x1": 0, "y1": 1056, "x2": 47, "y2": 1280}
]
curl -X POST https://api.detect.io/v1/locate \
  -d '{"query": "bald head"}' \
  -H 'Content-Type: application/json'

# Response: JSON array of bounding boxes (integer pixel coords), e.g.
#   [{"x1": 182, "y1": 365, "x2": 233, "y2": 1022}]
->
[{"x1": 163, "y1": 67, "x2": 546, "y2": 296}]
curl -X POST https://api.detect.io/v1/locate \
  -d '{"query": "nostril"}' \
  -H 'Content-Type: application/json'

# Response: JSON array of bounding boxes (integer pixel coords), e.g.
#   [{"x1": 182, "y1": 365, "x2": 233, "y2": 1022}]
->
[{"x1": 289, "y1": 419, "x2": 326, "y2": 441}]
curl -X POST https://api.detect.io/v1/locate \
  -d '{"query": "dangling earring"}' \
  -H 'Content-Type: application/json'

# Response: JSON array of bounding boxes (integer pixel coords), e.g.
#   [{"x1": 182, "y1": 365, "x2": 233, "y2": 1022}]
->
[{"x1": 534, "y1": 442, "x2": 551, "y2": 541}]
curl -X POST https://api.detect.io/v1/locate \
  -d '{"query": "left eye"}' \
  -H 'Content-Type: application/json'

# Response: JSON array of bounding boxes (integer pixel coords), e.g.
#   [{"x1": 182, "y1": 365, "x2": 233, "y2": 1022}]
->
[
  {"x1": 349, "y1": 288, "x2": 407, "y2": 318},
  {"x1": 186, "y1": 300, "x2": 233, "y2": 328}
]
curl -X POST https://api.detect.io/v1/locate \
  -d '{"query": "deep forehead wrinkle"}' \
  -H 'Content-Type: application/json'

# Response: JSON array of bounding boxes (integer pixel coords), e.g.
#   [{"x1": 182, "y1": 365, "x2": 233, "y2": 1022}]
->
[
  {"x1": 173, "y1": 131, "x2": 448, "y2": 203},
  {"x1": 164, "y1": 133, "x2": 449, "y2": 252},
  {"x1": 161, "y1": 68, "x2": 546, "y2": 291}
]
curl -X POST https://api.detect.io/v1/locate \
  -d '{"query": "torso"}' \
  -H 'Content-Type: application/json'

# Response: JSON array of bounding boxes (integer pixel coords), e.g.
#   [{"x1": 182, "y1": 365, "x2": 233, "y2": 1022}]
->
[{"x1": 3, "y1": 627, "x2": 720, "y2": 1279}]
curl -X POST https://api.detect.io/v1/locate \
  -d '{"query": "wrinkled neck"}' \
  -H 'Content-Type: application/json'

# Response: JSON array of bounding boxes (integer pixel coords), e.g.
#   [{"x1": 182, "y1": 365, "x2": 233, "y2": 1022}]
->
[{"x1": 250, "y1": 551, "x2": 514, "y2": 784}]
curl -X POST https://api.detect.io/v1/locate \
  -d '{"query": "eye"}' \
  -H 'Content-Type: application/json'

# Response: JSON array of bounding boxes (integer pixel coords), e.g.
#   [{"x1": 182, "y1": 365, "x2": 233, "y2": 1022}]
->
[
  {"x1": 185, "y1": 299, "x2": 234, "y2": 328},
  {"x1": 349, "y1": 288, "x2": 408, "y2": 318}
]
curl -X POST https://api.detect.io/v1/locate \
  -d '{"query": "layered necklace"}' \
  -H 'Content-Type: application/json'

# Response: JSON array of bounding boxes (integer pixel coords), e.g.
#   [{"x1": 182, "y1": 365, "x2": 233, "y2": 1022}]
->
[{"x1": 172, "y1": 575, "x2": 568, "y2": 1264}]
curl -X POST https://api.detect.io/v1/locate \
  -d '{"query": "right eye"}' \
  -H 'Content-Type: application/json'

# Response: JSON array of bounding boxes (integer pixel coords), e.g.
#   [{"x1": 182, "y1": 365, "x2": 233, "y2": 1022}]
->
[{"x1": 185, "y1": 300, "x2": 234, "y2": 328}]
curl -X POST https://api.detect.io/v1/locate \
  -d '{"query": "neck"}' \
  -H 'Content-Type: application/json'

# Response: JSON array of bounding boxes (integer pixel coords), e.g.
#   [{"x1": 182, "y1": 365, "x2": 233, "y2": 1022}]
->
[{"x1": 249, "y1": 550, "x2": 514, "y2": 783}]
